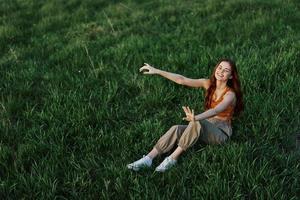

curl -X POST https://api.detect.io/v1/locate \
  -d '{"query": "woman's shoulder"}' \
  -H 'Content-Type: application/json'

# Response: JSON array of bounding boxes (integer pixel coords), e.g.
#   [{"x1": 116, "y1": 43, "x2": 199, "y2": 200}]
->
[
  {"x1": 203, "y1": 79, "x2": 211, "y2": 90},
  {"x1": 224, "y1": 88, "x2": 236, "y2": 105},
  {"x1": 225, "y1": 89, "x2": 236, "y2": 98}
]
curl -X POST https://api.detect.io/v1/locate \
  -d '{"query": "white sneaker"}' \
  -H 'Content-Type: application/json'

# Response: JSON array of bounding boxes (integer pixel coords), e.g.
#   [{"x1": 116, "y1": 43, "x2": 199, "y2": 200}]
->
[
  {"x1": 127, "y1": 155, "x2": 152, "y2": 171},
  {"x1": 155, "y1": 156, "x2": 177, "y2": 172}
]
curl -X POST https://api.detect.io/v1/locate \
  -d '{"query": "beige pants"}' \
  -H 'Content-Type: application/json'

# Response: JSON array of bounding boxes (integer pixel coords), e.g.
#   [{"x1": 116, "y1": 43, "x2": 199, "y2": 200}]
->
[{"x1": 154, "y1": 119, "x2": 231, "y2": 154}]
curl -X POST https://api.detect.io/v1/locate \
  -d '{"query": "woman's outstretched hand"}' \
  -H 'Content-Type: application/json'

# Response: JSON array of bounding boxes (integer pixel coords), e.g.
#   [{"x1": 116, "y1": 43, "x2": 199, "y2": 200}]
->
[
  {"x1": 139, "y1": 63, "x2": 158, "y2": 74},
  {"x1": 182, "y1": 106, "x2": 195, "y2": 122}
]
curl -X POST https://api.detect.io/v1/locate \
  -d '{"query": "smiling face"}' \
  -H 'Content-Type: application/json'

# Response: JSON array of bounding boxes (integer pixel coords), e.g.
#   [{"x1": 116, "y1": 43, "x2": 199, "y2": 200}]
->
[{"x1": 214, "y1": 61, "x2": 233, "y2": 81}]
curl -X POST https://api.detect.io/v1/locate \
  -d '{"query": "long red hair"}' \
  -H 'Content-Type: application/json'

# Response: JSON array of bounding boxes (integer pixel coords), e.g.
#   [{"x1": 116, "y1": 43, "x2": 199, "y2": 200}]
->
[{"x1": 204, "y1": 58, "x2": 244, "y2": 117}]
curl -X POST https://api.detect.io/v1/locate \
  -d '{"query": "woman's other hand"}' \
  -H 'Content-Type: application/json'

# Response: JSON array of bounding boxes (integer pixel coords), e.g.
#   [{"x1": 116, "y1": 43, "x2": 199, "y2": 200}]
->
[
  {"x1": 182, "y1": 106, "x2": 195, "y2": 122},
  {"x1": 139, "y1": 63, "x2": 158, "y2": 74}
]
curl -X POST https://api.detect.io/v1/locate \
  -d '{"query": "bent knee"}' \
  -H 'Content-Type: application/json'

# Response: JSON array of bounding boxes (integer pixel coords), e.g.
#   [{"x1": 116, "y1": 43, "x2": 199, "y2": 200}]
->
[
  {"x1": 170, "y1": 125, "x2": 179, "y2": 130},
  {"x1": 188, "y1": 121, "x2": 202, "y2": 130}
]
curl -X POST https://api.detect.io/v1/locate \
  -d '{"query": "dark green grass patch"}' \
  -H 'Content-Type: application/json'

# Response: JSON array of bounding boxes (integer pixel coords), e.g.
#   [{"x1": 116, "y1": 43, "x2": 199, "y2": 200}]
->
[{"x1": 0, "y1": 0, "x2": 299, "y2": 199}]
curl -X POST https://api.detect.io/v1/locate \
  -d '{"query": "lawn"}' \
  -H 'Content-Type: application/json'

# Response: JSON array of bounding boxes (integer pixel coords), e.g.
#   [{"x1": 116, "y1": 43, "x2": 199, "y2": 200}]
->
[{"x1": 0, "y1": 0, "x2": 299, "y2": 199}]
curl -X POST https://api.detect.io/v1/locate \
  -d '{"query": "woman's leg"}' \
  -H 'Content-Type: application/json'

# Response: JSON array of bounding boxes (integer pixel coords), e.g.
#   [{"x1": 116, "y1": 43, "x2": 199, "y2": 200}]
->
[
  {"x1": 155, "y1": 121, "x2": 202, "y2": 172},
  {"x1": 198, "y1": 120, "x2": 229, "y2": 145},
  {"x1": 170, "y1": 121, "x2": 202, "y2": 160},
  {"x1": 169, "y1": 146, "x2": 184, "y2": 160},
  {"x1": 169, "y1": 120, "x2": 229, "y2": 161},
  {"x1": 147, "y1": 148, "x2": 159, "y2": 159},
  {"x1": 157, "y1": 120, "x2": 228, "y2": 162},
  {"x1": 155, "y1": 120, "x2": 229, "y2": 172},
  {"x1": 153, "y1": 124, "x2": 188, "y2": 156},
  {"x1": 127, "y1": 124, "x2": 187, "y2": 171}
]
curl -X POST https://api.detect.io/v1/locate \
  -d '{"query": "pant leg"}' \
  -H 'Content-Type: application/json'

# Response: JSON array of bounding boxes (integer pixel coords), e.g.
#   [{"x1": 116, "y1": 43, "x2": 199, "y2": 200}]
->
[
  {"x1": 154, "y1": 120, "x2": 228, "y2": 154},
  {"x1": 154, "y1": 124, "x2": 188, "y2": 154},
  {"x1": 177, "y1": 121, "x2": 202, "y2": 151},
  {"x1": 198, "y1": 119, "x2": 229, "y2": 145}
]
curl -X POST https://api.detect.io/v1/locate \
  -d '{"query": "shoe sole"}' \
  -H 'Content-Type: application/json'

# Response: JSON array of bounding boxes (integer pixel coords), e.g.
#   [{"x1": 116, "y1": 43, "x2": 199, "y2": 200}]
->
[
  {"x1": 127, "y1": 164, "x2": 150, "y2": 171},
  {"x1": 127, "y1": 165, "x2": 140, "y2": 171}
]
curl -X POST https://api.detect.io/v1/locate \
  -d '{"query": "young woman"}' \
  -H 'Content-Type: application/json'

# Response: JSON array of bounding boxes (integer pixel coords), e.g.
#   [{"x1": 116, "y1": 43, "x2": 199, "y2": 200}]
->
[{"x1": 127, "y1": 58, "x2": 244, "y2": 172}]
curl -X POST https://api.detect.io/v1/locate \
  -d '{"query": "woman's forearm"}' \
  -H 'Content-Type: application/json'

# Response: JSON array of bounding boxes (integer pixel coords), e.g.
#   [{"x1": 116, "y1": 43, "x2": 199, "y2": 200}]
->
[
  {"x1": 194, "y1": 109, "x2": 218, "y2": 121},
  {"x1": 156, "y1": 69, "x2": 184, "y2": 84},
  {"x1": 194, "y1": 94, "x2": 234, "y2": 121}
]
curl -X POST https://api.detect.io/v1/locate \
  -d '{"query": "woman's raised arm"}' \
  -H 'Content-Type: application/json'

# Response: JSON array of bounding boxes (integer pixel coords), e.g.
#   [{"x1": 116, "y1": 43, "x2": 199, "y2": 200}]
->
[
  {"x1": 139, "y1": 63, "x2": 210, "y2": 89},
  {"x1": 179, "y1": 77, "x2": 210, "y2": 89}
]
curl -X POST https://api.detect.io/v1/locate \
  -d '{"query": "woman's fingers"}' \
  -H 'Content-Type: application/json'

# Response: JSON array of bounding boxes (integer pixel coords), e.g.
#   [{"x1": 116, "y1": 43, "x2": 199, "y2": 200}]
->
[
  {"x1": 187, "y1": 106, "x2": 192, "y2": 114},
  {"x1": 140, "y1": 63, "x2": 157, "y2": 75},
  {"x1": 140, "y1": 65, "x2": 149, "y2": 70},
  {"x1": 182, "y1": 117, "x2": 191, "y2": 121},
  {"x1": 182, "y1": 106, "x2": 188, "y2": 114},
  {"x1": 144, "y1": 63, "x2": 152, "y2": 68},
  {"x1": 182, "y1": 106, "x2": 194, "y2": 114},
  {"x1": 182, "y1": 107, "x2": 189, "y2": 120},
  {"x1": 139, "y1": 66, "x2": 150, "y2": 74},
  {"x1": 182, "y1": 106, "x2": 196, "y2": 122},
  {"x1": 182, "y1": 116, "x2": 193, "y2": 121},
  {"x1": 139, "y1": 66, "x2": 145, "y2": 72},
  {"x1": 192, "y1": 109, "x2": 195, "y2": 121}
]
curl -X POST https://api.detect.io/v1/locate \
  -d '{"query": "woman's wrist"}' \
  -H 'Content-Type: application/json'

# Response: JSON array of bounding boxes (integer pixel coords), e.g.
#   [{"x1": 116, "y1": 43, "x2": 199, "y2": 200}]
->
[
  {"x1": 194, "y1": 115, "x2": 200, "y2": 121},
  {"x1": 154, "y1": 68, "x2": 161, "y2": 75}
]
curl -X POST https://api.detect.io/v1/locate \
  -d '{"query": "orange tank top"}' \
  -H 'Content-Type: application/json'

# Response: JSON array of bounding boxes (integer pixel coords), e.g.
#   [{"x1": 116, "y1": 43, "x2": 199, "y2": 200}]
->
[{"x1": 209, "y1": 87, "x2": 235, "y2": 122}]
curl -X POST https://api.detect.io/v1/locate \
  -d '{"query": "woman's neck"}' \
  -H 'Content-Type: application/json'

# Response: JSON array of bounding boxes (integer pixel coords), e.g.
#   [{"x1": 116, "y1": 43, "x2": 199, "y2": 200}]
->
[{"x1": 216, "y1": 80, "x2": 228, "y2": 90}]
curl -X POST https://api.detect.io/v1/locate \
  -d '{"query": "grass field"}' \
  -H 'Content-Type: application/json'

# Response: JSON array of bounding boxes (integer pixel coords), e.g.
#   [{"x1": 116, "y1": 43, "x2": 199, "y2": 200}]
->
[{"x1": 0, "y1": 0, "x2": 300, "y2": 199}]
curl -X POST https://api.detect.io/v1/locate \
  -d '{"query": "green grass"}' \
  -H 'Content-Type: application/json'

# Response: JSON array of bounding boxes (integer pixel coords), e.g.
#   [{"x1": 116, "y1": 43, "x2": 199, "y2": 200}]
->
[{"x1": 0, "y1": 0, "x2": 299, "y2": 199}]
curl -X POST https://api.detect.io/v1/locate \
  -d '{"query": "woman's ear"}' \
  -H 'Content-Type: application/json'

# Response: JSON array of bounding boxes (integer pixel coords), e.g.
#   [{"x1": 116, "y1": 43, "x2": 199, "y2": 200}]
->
[{"x1": 229, "y1": 75, "x2": 233, "y2": 79}]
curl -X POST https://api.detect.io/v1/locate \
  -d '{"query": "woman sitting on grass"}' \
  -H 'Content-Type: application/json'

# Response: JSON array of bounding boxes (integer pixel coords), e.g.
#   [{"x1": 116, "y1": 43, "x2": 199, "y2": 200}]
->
[{"x1": 127, "y1": 58, "x2": 244, "y2": 172}]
